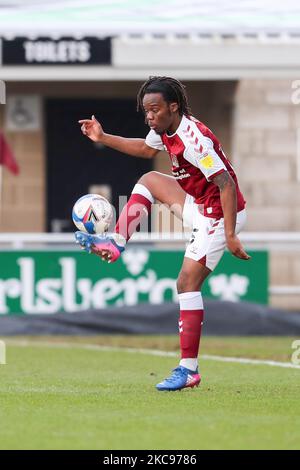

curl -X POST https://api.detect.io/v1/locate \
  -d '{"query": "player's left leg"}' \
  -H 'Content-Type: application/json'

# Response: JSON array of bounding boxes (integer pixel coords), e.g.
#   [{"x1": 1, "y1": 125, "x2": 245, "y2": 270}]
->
[{"x1": 156, "y1": 208, "x2": 247, "y2": 391}]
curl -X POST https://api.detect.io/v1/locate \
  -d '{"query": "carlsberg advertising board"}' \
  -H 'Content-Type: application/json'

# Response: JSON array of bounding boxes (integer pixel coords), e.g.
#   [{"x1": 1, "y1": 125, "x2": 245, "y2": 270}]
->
[{"x1": 0, "y1": 249, "x2": 268, "y2": 315}]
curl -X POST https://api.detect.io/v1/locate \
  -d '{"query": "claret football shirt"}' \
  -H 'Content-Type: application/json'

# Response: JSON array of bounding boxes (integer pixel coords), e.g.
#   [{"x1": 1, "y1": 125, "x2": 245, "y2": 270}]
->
[{"x1": 146, "y1": 114, "x2": 245, "y2": 219}]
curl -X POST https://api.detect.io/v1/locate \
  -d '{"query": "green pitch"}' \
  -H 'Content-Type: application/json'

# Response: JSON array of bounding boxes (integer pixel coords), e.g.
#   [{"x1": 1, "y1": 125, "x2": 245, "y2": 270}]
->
[{"x1": 0, "y1": 336, "x2": 299, "y2": 450}]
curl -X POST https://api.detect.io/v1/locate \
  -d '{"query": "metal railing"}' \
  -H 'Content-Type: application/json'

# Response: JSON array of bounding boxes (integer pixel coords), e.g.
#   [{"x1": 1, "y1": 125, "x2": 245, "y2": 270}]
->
[{"x1": 0, "y1": 231, "x2": 300, "y2": 248}]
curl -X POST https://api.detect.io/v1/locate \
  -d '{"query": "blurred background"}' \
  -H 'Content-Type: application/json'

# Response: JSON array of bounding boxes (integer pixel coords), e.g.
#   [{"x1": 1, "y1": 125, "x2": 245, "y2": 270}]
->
[{"x1": 0, "y1": 0, "x2": 300, "y2": 325}]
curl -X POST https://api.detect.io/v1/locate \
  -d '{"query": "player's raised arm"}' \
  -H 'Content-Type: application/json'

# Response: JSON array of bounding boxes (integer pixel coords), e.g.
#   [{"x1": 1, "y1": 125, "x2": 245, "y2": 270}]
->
[{"x1": 78, "y1": 115, "x2": 158, "y2": 159}]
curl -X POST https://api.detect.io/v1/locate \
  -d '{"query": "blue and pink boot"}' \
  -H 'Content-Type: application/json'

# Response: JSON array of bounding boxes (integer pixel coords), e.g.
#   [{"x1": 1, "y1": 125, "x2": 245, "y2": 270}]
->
[
  {"x1": 156, "y1": 366, "x2": 201, "y2": 391},
  {"x1": 75, "y1": 231, "x2": 125, "y2": 262}
]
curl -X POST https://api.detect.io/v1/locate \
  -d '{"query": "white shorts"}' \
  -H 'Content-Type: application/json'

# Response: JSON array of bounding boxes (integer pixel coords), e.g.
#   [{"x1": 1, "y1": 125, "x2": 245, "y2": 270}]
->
[{"x1": 182, "y1": 194, "x2": 247, "y2": 271}]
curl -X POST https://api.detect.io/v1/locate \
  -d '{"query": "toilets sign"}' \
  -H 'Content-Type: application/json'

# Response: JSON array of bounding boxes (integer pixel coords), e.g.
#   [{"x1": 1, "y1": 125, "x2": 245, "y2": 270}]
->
[
  {"x1": 2, "y1": 37, "x2": 111, "y2": 65},
  {"x1": 0, "y1": 250, "x2": 268, "y2": 314}
]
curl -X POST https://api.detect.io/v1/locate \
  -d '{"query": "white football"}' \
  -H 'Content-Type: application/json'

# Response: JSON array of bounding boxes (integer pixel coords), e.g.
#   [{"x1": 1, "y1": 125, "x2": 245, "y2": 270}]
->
[{"x1": 72, "y1": 194, "x2": 113, "y2": 234}]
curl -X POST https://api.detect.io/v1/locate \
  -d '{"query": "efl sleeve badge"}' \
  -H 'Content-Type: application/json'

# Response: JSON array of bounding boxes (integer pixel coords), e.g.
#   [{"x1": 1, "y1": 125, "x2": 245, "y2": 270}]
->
[{"x1": 199, "y1": 154, "x2": 214, "y2": 169}]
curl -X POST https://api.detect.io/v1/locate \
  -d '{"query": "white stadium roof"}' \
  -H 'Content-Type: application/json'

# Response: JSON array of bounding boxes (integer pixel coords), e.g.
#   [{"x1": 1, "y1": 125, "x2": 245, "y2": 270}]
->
[
  {"x1": 0, "y1": 0, "x2": 300, "y2": 37},
  {"x1": 0, "y1": 0, "x2": 300, "y2": 80}
]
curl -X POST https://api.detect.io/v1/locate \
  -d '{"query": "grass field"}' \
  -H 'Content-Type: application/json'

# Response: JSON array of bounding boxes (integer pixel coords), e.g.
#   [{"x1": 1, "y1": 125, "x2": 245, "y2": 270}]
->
[{"x1": 0, "y1": 336, "x2": 299, "y2": 450}]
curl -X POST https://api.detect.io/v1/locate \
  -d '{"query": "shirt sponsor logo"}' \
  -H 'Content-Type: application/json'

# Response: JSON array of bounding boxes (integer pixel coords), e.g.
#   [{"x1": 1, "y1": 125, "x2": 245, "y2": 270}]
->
[{"x1": 172, "y1": 168, "x2": 191, "y2": 180}]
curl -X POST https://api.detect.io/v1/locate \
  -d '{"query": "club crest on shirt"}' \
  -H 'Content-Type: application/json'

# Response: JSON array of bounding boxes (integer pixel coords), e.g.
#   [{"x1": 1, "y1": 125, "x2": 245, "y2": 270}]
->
[
  {"x1": 199, "y1": 154, "x2": 214, "y2": 169},
  {"x1": 170, "y1": 153, "x2": 179, "y2": 168}
]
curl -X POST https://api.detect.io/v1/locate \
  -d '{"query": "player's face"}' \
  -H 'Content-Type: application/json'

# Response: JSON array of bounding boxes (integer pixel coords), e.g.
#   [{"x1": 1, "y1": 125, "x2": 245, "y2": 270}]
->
[{"x1": 142, "y1": 93, "x2": 179, "y2": 134}]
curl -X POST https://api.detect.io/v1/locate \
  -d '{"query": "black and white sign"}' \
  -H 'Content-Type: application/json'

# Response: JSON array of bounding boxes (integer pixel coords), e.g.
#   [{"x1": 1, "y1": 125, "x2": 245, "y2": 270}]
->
[
  {"x1": 2, "y1": 37, "x2": 111, "y2": 65},
  {"x1": 5, "y1": 95, "x2": 41, "y2": 131}
]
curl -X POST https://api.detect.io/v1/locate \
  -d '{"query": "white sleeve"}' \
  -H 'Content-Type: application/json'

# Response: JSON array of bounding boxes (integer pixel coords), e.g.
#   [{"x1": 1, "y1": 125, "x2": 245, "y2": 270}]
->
[
  {"x1": 145, "y1": 129, "x2": 165, "y2": 151},
  {"x1": 183, "y1": 137, "x2": 227, "y2": 181}
]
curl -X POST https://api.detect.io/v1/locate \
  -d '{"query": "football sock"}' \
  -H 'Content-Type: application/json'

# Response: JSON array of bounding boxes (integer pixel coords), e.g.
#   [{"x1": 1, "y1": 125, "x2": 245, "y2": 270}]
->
[
  {"x1": 178, "y1": 291, "x2": 204, "y2": 372},
  {"x1": 115, "y1": 183, "x2": 154, "y2": 243}
]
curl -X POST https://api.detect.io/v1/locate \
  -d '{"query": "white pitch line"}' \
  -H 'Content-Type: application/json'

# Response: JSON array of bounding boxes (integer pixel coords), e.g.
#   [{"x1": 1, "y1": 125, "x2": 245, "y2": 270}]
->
[
  {"x1": 4, "y1": 339, "x2": 300, "y2": 370},
  {"x1": 201, "y1": 354, "x2": 300, "y2": 370},
  {"x1": 5, "y1": 339, "x2": 178, "y2": 357}
]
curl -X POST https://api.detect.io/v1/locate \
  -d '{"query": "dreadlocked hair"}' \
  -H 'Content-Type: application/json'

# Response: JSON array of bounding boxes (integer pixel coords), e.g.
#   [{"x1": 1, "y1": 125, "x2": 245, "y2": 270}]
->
[{"x1": 137, "y1": 76, "x2": 191, "y2": 116}]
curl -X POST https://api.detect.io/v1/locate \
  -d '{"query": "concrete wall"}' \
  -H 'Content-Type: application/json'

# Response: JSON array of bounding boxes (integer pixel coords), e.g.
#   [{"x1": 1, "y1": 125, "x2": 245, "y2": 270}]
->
[
  {"x1": 233, "y1": 79, "x2": 300, "y2": 309},
  {"x1": 0, "y1": 102, "x2": 45, "y2": 231},
  {"x1": 233, "y1": 79, "x2": 300, "y2": 231}
]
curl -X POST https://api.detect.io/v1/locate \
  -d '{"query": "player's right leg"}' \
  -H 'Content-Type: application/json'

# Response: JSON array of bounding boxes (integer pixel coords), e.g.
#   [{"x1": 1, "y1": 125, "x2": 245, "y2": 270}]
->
[
  {"x1": 138, "y1": 171, "x2": 186, "y2": 219},
  {"x1": 75, "y1": 171, "x2": 186, "y2": 261}
]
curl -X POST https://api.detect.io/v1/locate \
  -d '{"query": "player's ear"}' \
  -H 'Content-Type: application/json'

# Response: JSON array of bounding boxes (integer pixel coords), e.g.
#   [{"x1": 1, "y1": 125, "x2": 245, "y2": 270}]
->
[{"x1": 170, "y1": 102, "x2": 179, "y2": 113}]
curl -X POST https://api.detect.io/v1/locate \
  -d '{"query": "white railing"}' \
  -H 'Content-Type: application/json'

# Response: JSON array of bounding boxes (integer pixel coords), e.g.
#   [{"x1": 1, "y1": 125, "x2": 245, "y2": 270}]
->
[{"x1": 0, "y1": 231, "x2": 300, "y2": 248}]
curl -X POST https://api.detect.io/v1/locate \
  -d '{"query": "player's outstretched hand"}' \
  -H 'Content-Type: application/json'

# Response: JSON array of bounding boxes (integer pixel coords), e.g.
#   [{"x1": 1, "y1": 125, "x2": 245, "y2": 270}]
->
[
  {"x1": 78, "y1": 115, "x2": 104, "y2": 142},
  {"x1": 226, "y1": 234, "x2": 251, "y2": 260}
]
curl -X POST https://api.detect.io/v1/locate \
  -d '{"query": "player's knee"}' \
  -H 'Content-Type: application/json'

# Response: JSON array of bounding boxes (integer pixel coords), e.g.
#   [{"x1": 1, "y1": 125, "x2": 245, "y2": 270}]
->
[
  {"x1": 177, "y1": 270, "x2": 200, "y2": 294},
  {"x1": 138, "y1": 171, "x2": 160, "y2": 189}
]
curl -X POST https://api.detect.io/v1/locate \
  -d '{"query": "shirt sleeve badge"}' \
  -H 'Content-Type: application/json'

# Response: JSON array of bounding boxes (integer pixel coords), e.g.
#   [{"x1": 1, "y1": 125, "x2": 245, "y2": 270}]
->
[{"x1": 199, "y1": 154, "x2": 214, "y2": 169}]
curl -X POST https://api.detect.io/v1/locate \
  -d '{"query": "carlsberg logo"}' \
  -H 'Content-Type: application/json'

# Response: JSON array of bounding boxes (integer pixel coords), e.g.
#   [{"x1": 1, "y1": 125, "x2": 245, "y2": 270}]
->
[{"x1": 0, "y1": 256, "x2": 177, "y2": 314}]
